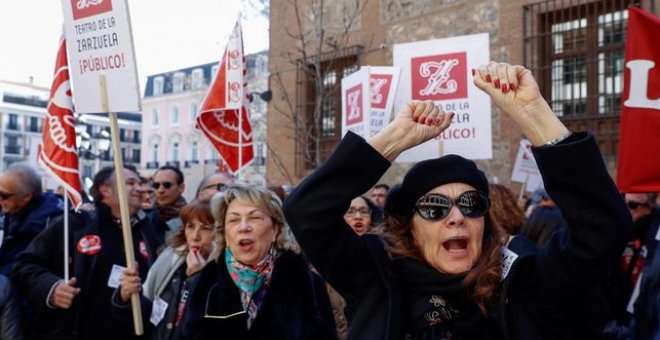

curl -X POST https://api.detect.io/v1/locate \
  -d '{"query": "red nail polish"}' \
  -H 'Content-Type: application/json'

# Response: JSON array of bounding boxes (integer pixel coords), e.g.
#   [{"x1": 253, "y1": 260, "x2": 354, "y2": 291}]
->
[
  {"x1": 471, "y1": 69, "x2": 475, "y2": 76},
  {"x1": 413, "y1": 117, "x2": 418, "y2": 122},
  {"x1": 485, "y1": 74, "x2": 492, "y2": 82},
  {"x1": 510, "y1": 83, "x2": 516, "y2": 91},
  {"x1": 494, "y1": 79, "x2": 500, "y2": 88},
  {"x1": 502, "y1": 83, "x2": 508, "y2": 93}
]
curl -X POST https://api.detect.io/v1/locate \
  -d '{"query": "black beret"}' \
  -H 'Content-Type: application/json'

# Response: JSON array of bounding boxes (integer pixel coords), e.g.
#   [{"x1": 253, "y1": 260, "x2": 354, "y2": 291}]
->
[{"x1": 385, "y1": 155, "x2": 488, "y2": 217}]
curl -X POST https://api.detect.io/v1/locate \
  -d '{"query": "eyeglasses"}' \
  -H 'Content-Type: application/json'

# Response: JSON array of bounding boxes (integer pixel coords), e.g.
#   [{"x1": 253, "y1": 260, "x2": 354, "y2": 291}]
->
[
  {"x1": 152, "y1": 181, "x2": 174, "y2": 190},
  {"x1": 415, "y1": 190, "x2": 490, "y2": 221},
  {"x1": 201, "y1": 182, "x2": 227, "y2": 192},
  {"x1": 0, "y1": 192, "x2": 17, "y2": 200},
  {"x1": 345, "y1": 208, "x2": 370, "y2": 218},
  {"x1": 627, "y1": 201, "x2": 649, "y2": 210},
  {"x1": 203, "y1": 283, "x2": 247, "y2": 319}
]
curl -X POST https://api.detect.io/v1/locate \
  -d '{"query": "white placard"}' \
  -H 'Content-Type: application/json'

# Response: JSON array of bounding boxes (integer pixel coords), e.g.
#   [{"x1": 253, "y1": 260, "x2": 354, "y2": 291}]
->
[
  {"x1": 393, "y1": 33, "x2": 491, "y2": 161},
  {"x1": 61, "y1": 0, "x2": 141, "y2": 113},
  {"x1": 341, "y1": 67, "x2": 371, "y2": 138},
  {"x1": 511, "y1": 139, "x2": 544, "y2": 192},
  {"x1": 107, "y1": 264, "x2": 126, "y2": 289},
  {"x1": 368, "y1": 66, "x2": 401, "y2": 137}
]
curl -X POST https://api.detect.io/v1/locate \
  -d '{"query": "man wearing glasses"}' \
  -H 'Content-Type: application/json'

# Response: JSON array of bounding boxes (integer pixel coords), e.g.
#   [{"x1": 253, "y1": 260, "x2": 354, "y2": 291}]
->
[
  {"x1": 152, "y1": 165, "x2": 187, "y2": 235},
  {"x1": 605, "y1": 193, "x2": 660, "y2": 333},
  {"x1": 0, "y1": 162, "x2": 62, "y2": 276},
  {"x1": 13, "y1": 165, "x2": 164, "y2": 340},
  {"x1": 195, "y1": 172, "x2": 234, "y2": 200}
]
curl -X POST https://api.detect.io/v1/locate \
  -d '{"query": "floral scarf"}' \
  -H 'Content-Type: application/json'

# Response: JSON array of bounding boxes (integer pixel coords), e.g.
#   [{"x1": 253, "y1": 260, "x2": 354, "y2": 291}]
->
[{"x1": 225, "y1": 247, "x2": 278, "y2": 328}]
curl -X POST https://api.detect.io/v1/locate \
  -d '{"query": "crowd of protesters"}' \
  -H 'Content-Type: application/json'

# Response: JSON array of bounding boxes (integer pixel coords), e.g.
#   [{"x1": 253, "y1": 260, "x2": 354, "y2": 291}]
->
[{"x1": 0, "y1": 61, "x2": 657, "y2": 340}]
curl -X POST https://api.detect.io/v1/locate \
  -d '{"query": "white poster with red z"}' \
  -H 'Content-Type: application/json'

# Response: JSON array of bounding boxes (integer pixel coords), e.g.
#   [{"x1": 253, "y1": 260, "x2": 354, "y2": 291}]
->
[{"x1": 393, "y1": 33, "x2": 491, "y2": 162}]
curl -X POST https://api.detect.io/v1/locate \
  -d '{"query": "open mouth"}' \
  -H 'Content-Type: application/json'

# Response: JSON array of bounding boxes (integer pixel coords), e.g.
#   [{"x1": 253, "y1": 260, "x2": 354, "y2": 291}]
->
[{"x1": 442, "y1": 237, "x2": 468, "y2": 252}]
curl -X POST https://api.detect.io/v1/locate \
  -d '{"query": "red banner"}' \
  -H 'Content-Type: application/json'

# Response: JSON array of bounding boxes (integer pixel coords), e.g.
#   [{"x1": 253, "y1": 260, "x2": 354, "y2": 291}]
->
[
  {"x1": 196, "y1": 20, "x2": 254, "y2": 174},
  {"x1": 617, "y1": 6, "x2": 660, "y2": 193},
  {"x1": 39, "y1": 36, "x2": 83, "y2": 209}
]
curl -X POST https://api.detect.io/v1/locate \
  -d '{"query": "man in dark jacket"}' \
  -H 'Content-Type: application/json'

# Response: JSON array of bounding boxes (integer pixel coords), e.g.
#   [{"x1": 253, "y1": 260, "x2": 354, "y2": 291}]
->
[
  {"x1": 12, "y1": 165, "x2": 164, "y2": 340},
  {"x1": 0, "y1": 162, "x2": 63, "y2": 275}
]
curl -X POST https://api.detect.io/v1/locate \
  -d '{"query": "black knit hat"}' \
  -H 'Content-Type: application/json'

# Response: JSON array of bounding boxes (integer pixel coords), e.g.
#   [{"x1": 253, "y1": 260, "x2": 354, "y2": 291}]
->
[{"x1": 385, "y1": 155, "x2": 489, "y2": 217}]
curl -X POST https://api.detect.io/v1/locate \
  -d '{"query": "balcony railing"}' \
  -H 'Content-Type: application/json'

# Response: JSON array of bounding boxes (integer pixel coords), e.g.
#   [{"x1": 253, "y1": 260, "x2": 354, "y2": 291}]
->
[
  {"x1": 146, "y1": 161, "x2": 159, "y2": 169},
  {"x1": 184, "y1": 160, "x2": 200, "y2": 168},
  {"x1": 4, "y1": 146, "x2": 21, "y2": 154}
]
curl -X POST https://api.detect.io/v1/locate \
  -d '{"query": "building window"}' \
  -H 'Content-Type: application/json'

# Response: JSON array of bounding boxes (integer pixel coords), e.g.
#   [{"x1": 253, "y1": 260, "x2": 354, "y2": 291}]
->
[
  {"x1": 4, "y1": 136, "x2": 20, "y2": 154},
  {"x1": 7, "y1": 114, "x2": 19, "y2": 130},
  {"x1": 255, "y1": 141, "x2": 266, "y2": 166},
  {"x1": 152, "y1": 144, "x2": 159, "y2": 162},
  {"x1": 192, "y1": 68, "x2": 204, "y2": 89},
  {"x1": 191, "y1": 141, "x2": 199, "y2": 161},
  {"x1": 190, "y1": 102, "x2": 198, "y2": 122},
  {"x1": 152, "y1": 109, "x2": 159, "y2": 126},
  {"x1": 171, "y1": 142, "x2": 180, "y2": 161},
  {"x1": 523, "y1": 0, "x2": 642, "y2": 161},
  {"x1": 132, "y1": 149, "x2": 140, "y2": 163},
  {"x1": 153, "y1": 76, "x2": 164, "y2": 96},
  {"x1": 211, "y1": 65, "x2": 220, "y2": 80},
  {"x1": 133, "y1": 130, "x2": 141, "y2": 143},
  {"x1": 28, "y1": 116, "x2": 42, "y2": 133},
  {"x1": 171, "y1": 106, "x2": 180, "y2": 125},
  {"x1": 296, "y1": 47, "x2": 361, "y2": 172},
  {"x1": 173, "y1": 72, "x2": 185, "y2": 93}
]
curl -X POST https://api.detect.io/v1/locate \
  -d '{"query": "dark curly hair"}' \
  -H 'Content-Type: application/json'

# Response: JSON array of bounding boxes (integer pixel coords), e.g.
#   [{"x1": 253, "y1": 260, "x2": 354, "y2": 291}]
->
[{"x1": 381, "y1": 211, "x2": 503, "y2": 315}]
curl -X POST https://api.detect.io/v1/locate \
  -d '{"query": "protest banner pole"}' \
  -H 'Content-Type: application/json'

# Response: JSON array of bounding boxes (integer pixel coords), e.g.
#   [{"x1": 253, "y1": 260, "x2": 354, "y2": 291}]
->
[
  {"x1": 63, "y1": 197, "x2": 69, "y2": 282},
  {"x1": 99, "y1": 75, "x2": 144, "y2": 335}
]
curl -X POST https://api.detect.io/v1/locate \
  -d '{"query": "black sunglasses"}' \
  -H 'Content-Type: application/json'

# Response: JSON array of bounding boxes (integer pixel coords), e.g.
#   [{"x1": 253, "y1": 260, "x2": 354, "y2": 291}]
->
[
  {"x1": 152, "y1": 181, "x2": 174, "y2": 190},
  {"x1": 415, "y1": 190, "x2": 490, "y2": 221},
  {"x1": 202, "y1": 183, "x2": 227, "y2": 192},
  {"x1": 627, "y1": 201, "x2": 648, "y2": 210},
  {"x1": 0, "y1": 192, "x2": 17, "y2": 200}
]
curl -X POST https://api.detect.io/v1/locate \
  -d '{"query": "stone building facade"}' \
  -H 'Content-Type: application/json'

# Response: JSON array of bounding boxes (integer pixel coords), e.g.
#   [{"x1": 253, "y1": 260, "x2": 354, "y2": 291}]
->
[{"x1": 267, "y1": 0, "x2": 658, "y2": 191}]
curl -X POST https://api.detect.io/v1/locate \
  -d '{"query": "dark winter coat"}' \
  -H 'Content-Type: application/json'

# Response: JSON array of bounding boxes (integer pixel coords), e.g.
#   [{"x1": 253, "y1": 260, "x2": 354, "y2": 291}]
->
[
  {"x1": 0, "y1": 192, "x2": 62, "y2": 275},
  {"x1": 631, "y1": 212, "x2": 660, "y2": 339},
  {"x1": 12, "y1": 203, "x2": 164, "y2": 340},
  {"x1": 177, "y1": 250, "x2": 337, "y2": 340},
  {"x1": 283, "y1": 131, "x2": 631, "y2": 340},
  {"x1": 0, "y1": 274, "x2": 24, "y2": 340}
]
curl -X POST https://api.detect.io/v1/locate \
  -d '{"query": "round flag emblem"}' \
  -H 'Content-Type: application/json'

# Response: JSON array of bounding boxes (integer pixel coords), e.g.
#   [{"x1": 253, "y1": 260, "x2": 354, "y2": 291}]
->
[{"x1": 77, "y1": 235, "x2": 102, "y2": 255}]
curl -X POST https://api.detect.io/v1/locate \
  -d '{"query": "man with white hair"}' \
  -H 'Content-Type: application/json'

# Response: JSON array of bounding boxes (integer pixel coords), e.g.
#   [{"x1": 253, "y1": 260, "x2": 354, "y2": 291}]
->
[{"x1": 0, "y1": 162, "x2": 62, "y2": 275}]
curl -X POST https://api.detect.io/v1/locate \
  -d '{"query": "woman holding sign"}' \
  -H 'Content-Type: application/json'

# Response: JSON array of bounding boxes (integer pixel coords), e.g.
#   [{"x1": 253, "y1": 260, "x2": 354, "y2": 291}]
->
[{"x1": 283, "y1": 62, "x2": 631, "y2": 339}]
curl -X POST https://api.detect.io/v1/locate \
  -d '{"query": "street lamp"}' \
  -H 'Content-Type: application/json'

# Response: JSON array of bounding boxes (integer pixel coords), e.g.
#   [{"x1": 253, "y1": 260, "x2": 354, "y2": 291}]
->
[{"x1": 247, "y1": 90, "x2": 272, "y2": 103}]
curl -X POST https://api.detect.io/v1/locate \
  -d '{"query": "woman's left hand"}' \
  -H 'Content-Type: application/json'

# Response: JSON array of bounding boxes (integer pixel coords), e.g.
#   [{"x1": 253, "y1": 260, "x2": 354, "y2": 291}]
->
[
  {"x1": 185, "y1": 249, "x2": 207, "y2": 277},
  {"x1": 473, "y1": 61, "x2": 569, "y2": 146}
]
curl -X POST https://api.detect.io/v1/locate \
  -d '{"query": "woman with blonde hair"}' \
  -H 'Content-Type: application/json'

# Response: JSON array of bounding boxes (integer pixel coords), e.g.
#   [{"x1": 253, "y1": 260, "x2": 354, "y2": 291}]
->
[{"x1": 177, "y1": 185, "x2": 336, "y2": 339}]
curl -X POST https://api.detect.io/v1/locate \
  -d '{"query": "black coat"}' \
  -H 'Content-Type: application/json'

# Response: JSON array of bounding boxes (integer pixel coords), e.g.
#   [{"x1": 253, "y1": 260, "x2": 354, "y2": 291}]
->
[
  {"x1": 12, "y1": 203, "x2": 164, "y2": 340},
  {"x1": 0, "y1": 193, "x2": 62, "y2": 276},
  {"x1": 283, "y1": 131, "x2": 631, "y2": 340},
  {"x1": 177, "y1": 250, "x2": 337, "y2": 340}
]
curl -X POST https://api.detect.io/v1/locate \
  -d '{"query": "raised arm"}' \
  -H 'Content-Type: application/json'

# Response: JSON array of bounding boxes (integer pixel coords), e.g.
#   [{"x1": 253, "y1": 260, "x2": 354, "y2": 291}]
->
[
  {"x1": 473, "y1": 62, "x2": 631, "y2": 287},
  {"x1": 284, "y1": 101, "x2": 452, "y2": 297}
]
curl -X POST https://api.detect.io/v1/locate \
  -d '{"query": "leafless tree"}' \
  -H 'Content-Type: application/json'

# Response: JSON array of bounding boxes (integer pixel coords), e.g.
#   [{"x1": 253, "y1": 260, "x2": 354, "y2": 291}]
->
[{"x1": 271, "y1": 0, "x2": 371, "y2": 174}]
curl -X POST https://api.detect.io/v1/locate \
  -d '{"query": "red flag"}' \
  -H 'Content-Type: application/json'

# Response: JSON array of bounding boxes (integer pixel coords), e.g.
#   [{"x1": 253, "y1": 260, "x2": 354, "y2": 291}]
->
[
  {"x1": 196, "y1": 20, "x2": 254, "y2": 174},
  {"x1": 617, "y1": 6, "x2": 660, "y2": 193},
  {"x1": 38, "y1": 36, "x2": 83, "y2": 209}
]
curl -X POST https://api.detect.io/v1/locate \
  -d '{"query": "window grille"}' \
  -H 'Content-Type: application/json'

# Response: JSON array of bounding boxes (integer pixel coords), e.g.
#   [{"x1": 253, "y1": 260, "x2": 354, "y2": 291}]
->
[{"x1": 523, "y1": 0, "x2": 653, "y2": 163}]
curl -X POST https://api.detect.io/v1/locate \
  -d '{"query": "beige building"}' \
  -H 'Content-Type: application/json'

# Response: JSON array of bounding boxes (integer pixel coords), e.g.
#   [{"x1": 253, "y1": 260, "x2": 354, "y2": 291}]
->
[
  {"x1": 140, "y1": 51, "x2": 269, "y2": 200},
  {"x1": 267, "y1": 0, "x2": 658, "y2": 190}
]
